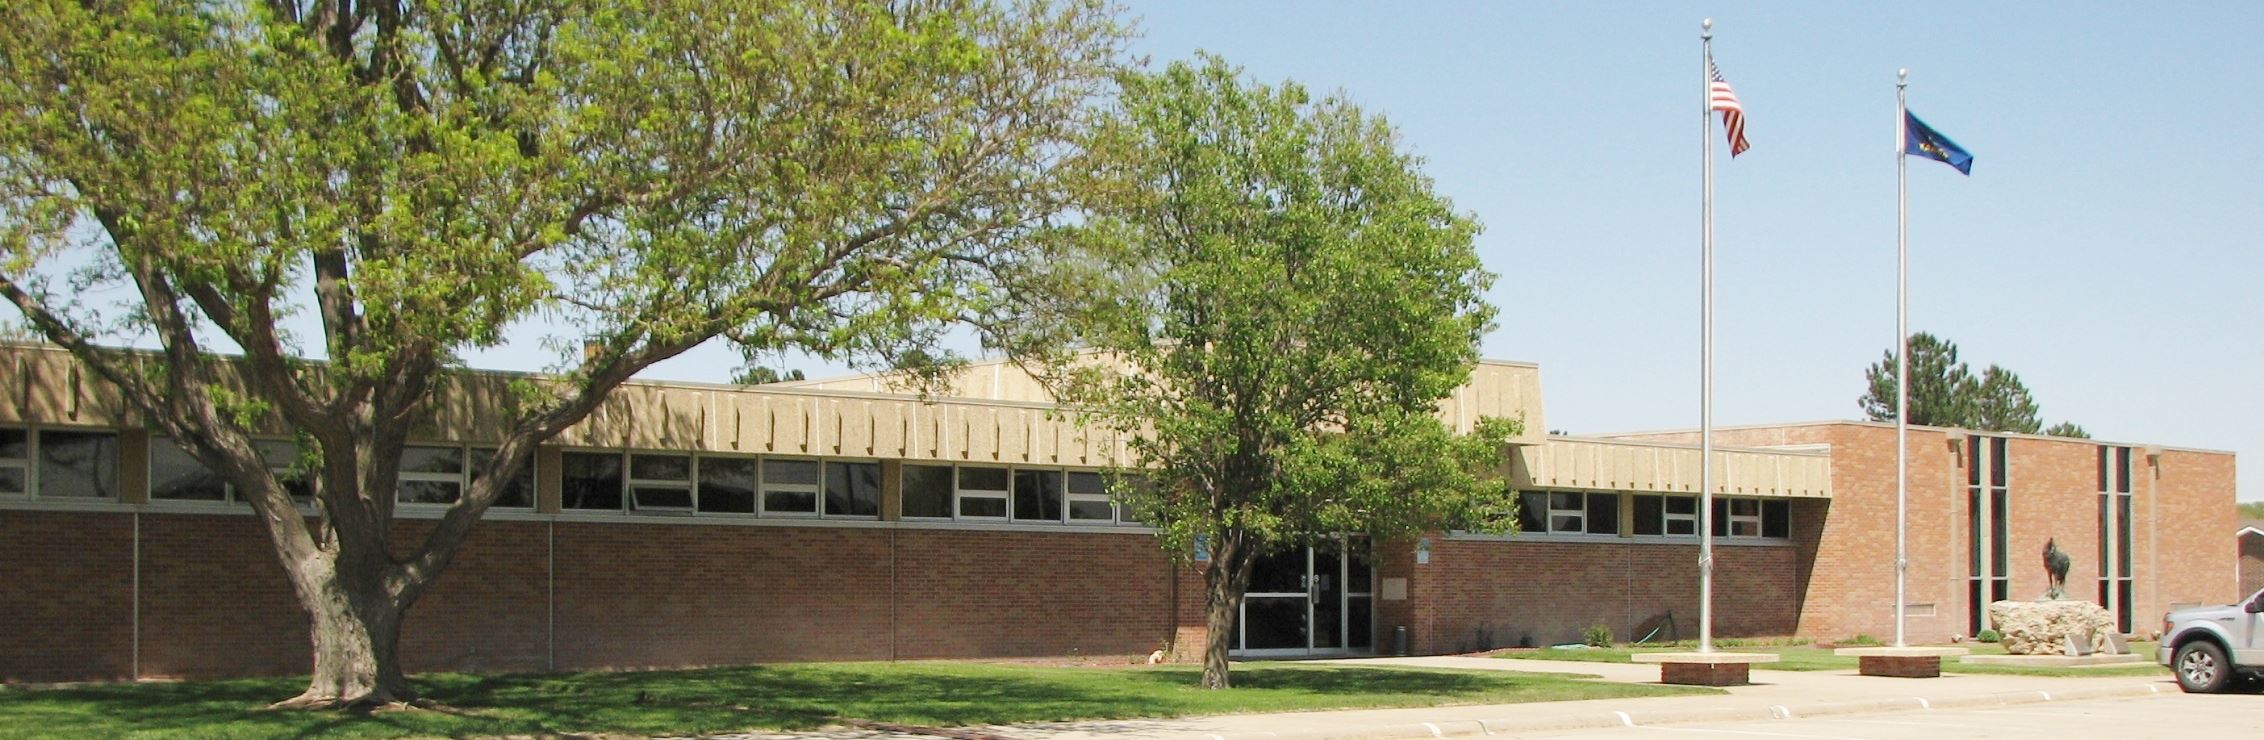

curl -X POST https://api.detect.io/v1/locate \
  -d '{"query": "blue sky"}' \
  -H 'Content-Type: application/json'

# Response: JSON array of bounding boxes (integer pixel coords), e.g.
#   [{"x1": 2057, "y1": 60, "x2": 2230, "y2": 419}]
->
[
  {"x1": 1073, "y1": 0, "x2": 2259, "y2": 500},
  {"x1": 628, "y1": 1, "x2": 2259, "y2": 500},
  {"x1": 15, "y1": 2, "x2": 2257, "y2": 501}
]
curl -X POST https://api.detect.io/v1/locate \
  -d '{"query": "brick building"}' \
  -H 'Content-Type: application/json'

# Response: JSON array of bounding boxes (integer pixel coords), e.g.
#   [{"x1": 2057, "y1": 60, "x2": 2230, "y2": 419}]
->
[{"x1": 0, "y1": 343, "x2": 2240, "y2": 682}]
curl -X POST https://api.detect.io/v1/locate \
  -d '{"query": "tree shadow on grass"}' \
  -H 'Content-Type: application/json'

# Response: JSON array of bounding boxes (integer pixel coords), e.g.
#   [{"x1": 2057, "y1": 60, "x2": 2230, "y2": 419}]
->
[
  {"x1": 0, "y1": 677, "x2": 389, "y2": 739},
  {"x1": 0, "y1": 662, "x2": 1696, "y2": 738}
]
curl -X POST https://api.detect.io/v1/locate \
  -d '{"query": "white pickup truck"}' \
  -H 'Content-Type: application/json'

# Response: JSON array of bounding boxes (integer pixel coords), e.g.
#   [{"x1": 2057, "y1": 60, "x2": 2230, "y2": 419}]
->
[{"x1": 2160, "y1": 586, "x2": 2264, "y2": 692}]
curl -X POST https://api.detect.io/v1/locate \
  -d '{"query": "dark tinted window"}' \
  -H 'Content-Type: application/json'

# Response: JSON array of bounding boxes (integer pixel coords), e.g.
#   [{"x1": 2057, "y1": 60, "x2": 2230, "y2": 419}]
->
[
  {"x1": 561, "y1": 452, "x2": 623, "y2": 510},
  {"x1": 901, "y1": 465, "x2": 954, "y2": 518},
  {"x1": 39, "y1": 431, "x2": 118, "y2": 499},
  {"x1": 1516, "y1": 491, "x2": 1547, "y2": 533},
  {"x1": 826, "y1": 461, "x2": 882, "y2": 517},
  {"x1": 149, "y1": 439, "x2": 226, "y2": 501},
  {"x1": 1012, "y1": 469, "x2": 1063, "y2": 522},
  {"x1": 1585, "y1": 492, "x2": 1618, "y2": 535},
  {"x1": 698, "y1": 457, "x2": 758, "y2": 514},
  {"x1": 1633, "y1": 495, "x2": 1663, "y2": 536},
  {"x1": 468, "y1": 448, "x2": 534, "y2": 508}
]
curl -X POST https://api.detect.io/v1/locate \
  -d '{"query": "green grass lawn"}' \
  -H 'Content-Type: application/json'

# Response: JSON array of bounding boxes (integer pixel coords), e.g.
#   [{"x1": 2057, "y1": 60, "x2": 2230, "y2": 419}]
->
[
  {"x1": 1496, "y1": 642, "x2": 2169, "y2": 678},
  {"x1": 0, "y1": 661, "x2": 1717, "y2": 739}
]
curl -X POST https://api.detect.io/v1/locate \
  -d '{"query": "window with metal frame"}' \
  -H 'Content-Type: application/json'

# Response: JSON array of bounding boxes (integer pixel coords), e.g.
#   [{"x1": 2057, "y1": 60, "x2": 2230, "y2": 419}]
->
[
  {"x1": 696, "y1": 455, "x2": 758, "y2": 514},
  {"x1": 824, "y1": 461, "x2": 882, "y2": 517},
  {"x1": 1012, "y1": 468, "x2": 1064, "y2": 522},
  {"x1": 465, "y1": 448, "x2": 536, "y2": 508},
  {"x1": 1966, "y1": 435, "x2": 2011, "y2": 636},
  {"x1": 1066, "y1": 471, "x2": 1113, "y2": 522},
  {"x1": 761, "y1": 458, "x2": 820, "y2": 515},
  {"x1": 35, "y1": 430, "x2": 120, "y2": 500},
  {"x1": 1515, "y1": 490, "x2": 1617, "y2": 535},
  {"x1": 1725, "y1": 498, "x2": 1762, "y2": 537},
  {"x1": 2097, "y1": 445, "x2": 2136, "y2": 634},
  {"x1": 148, "y1": 437, "x2": 227, "y2": 501},
  {"x1": 901, "y1": 464, "x2": 954, "y2": 518},
  {"x1": 0, "y1": 427, "x2": 28, "y2": 497},
  {"x1": 559, "y1": 451, "x2": 624, "y2": 510},
  {"x1": 397, "y1": 445, "x2": 469, "y2": 505},
  {"x1": 1633, "y1": 494, "x2": 1701, "y2": 536},
  {"x1": 1112, "y1": 473, "x2": 1150, "y2": 526},
  {"x1": 1706, "y1": 496, "x2": 1790, "y2": 539},
  {"x1": 147, "y1": 435, "x2": 309, "y2": 505},
  {"x1": 627, "y1": 453, "x2": 694, "y2": 512},
  {"x1": 956, "y1": 466, "x2": 1009, "y2": 519}
]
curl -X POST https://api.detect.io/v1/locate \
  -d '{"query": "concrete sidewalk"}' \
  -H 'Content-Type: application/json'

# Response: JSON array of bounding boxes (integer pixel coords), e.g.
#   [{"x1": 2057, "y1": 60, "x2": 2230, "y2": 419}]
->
[{"x1": 987, "y1": 656, "x2": 2178, "y2": 739}]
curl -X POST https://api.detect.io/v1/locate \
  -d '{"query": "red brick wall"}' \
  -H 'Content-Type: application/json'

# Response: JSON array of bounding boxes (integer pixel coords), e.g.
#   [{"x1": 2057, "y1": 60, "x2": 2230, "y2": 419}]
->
[
  {"x1": 1634, "y1": 424, "x2": 2242, "y2": 640},
  {"x1": 1682, "y1": 425, "x2": 1964, "y2": 642},
  {"x1": 880, "y1": 528, "x2": 1177, "y2": 661},
  {"x1": 0, "y1": 511, "x2": 134, "y2": 682},
  {"x1": 395, "y1": 520, "x2": 550, "y2": 674},
  {"x1": 138, "y1": 513, "x2": 309, "y2": 679},
  {"x1": 2150, "y1": 449, "x2": 2240, "y2": 614},
  {"x1": 3, "y1": 426, "x2": 2236, "y2": 682},
  {"x1": 1388, "y1": 535, "x2": 1807, "y2": 654},
  {"x1": 2, "y1": 511, "x2": 1194, "y2": 683}
]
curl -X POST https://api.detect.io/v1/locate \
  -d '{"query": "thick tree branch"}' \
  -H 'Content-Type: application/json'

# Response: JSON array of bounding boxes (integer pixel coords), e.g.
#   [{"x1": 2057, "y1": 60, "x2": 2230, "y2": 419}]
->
[{"x1": 395, "y1": 329, "x2": 704, "y2": 597}]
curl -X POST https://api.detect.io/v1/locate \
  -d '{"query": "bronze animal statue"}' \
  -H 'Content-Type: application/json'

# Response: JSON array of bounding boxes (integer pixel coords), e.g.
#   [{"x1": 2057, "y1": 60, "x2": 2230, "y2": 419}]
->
[{"x1": 2042, "y1": 538, "x2": 2071, "y2": 600}]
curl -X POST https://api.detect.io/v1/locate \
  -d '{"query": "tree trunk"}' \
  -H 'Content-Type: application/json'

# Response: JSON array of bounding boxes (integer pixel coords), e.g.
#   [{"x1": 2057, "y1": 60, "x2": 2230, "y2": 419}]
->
[
  {"x1": 269, "y1": 556, "x2": 416, "y2": 710},
  {"x1": 1200, "y1": 547, "x2": 1253, "y2": 690}
]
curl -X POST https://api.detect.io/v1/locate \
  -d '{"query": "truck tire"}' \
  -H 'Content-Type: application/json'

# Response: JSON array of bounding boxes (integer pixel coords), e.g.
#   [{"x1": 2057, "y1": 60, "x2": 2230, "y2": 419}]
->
[{"x1": 2174, "y1": 640, "x2": 2232, "y2": 693}]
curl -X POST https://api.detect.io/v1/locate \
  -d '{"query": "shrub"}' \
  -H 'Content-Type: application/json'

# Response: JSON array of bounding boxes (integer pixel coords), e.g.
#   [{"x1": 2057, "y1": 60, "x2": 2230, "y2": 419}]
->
[
  {"x1": 1582, "y1": 624, "x2": 1613, "y2": 648},
  {"x1": 1977, "y1": 629, "x2": 2002, "y2": 643},
  {"x1": 1847, "y1": 634, "x2": 1881, "y2": 646}
]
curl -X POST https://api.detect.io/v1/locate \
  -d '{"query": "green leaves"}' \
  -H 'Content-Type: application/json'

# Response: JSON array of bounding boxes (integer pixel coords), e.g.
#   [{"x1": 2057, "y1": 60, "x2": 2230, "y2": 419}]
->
[
  {"x1": 1070, "y1": 55, "x2": 1514, "y2": 561},
  {"x1": 0, "y1": 0, "x2": 1131, "y2": 655}
]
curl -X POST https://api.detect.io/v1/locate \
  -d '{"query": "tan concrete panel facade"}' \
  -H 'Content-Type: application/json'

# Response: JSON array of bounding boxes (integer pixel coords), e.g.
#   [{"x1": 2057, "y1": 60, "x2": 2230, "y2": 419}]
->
[
  {"x1": 784, "y1": 356, "x2": 1550, "y2": 445},
  {"x1": 1511, "y1": 437, "x2": 1831, "y2": 499}
]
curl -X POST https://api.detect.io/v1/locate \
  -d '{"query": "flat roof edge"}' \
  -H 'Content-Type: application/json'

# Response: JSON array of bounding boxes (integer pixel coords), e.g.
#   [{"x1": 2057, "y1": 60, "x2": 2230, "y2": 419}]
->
[
  {"x1": 1590, "y1": 419, "x2": 2235, "y2": 457},
  {"x1": 1546, "y1": 434, "x2": 1831, "y2": 457}
]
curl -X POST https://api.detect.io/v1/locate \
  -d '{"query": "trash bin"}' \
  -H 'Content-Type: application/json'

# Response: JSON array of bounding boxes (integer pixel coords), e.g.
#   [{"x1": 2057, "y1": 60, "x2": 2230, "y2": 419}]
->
[{"x1": 1393, "y1": 625, "x2": 1409, "y2": 656}]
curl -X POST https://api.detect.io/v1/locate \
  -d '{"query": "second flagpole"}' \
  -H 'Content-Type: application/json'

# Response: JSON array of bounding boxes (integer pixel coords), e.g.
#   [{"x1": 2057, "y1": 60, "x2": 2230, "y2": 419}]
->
[
  {"x1": 1699, "y1": 17, "x2": 1717, "y2": 655},
  {"x1": 1894, "y1": 69, "x2": 1911, "y2": 648}
]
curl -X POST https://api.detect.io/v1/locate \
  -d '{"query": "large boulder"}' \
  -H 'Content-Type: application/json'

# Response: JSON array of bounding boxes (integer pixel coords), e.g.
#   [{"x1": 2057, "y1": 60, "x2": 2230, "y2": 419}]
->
[{"x1": 1987, "y1": 599, "x2": 2117, "y2": 655}]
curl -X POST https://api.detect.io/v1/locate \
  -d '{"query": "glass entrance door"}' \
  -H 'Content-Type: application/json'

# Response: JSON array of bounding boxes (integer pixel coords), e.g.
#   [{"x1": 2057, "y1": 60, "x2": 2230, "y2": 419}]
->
[{"x1": 1230, "y1": 542, "x2": 1374, "y2": 657}]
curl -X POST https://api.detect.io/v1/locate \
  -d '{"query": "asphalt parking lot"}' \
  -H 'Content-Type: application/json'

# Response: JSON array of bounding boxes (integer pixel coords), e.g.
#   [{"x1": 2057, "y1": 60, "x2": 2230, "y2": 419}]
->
[{"x1": 1522, "y1": 690, "x2": 2264, "y2": 738}]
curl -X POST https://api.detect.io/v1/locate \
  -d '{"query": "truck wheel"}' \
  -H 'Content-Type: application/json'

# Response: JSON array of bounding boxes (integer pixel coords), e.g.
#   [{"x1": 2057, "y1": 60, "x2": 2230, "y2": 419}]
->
[{"x1": 2174, "y1": 641, "x2": 2232, "y2": 693}]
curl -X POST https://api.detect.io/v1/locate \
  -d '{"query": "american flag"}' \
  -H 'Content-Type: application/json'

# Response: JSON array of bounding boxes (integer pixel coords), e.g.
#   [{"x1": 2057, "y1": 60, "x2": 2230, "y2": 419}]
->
[{"x1": 1708, "y1": 55, "x2": 1749, "y2": 157}]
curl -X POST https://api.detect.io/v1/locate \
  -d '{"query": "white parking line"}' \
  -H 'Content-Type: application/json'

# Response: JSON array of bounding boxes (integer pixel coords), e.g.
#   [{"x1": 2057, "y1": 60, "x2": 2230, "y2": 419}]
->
[
  {"x1": 1628, "y1": 725, "x2": 1859, "y2": 739},
  {"x1": 1969, "y1": 708, "x2": 2132, "y2": 718},
  {"x1": 1780, "y1": 717, "x2": 1980, "y2": 729}
]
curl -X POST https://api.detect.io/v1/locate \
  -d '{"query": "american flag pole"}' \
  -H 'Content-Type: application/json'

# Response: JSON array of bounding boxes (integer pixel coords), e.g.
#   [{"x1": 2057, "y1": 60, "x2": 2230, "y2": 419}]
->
[{"x1": 1698, "y1": 17, "x2": 1717, "y2": 655}]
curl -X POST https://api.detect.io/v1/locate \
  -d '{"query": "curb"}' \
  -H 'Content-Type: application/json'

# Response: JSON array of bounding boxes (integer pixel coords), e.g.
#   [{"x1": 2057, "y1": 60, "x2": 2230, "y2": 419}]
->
[{"x1": 1206, "y1": 681, "x2": 2168, "y2": 739}]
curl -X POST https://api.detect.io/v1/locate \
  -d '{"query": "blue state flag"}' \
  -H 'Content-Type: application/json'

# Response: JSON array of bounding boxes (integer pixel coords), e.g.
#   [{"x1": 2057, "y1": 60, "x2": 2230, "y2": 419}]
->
[{"x1": 1904, "y1": 111, "x2": 1973, "y2": 175}]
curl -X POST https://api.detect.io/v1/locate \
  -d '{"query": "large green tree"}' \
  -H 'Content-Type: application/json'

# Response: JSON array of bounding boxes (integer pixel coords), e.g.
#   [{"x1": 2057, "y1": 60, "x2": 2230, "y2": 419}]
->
[
  {"x1": 1969, "y1": 365, "x2": 2042, "y2": 434},
  {"x1": 1859, "y1": 332, "x2": 2086, "y2": 436},
  {"x1": 1859, "y1": 333, "x2": 1976, "y2": 427},
  {"x1": 0, "y1": 0, "x2": 1123, "y2": 708},
  {"x1": 1062, "y1": 57, "x2": 1516, "y2": 689}
]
